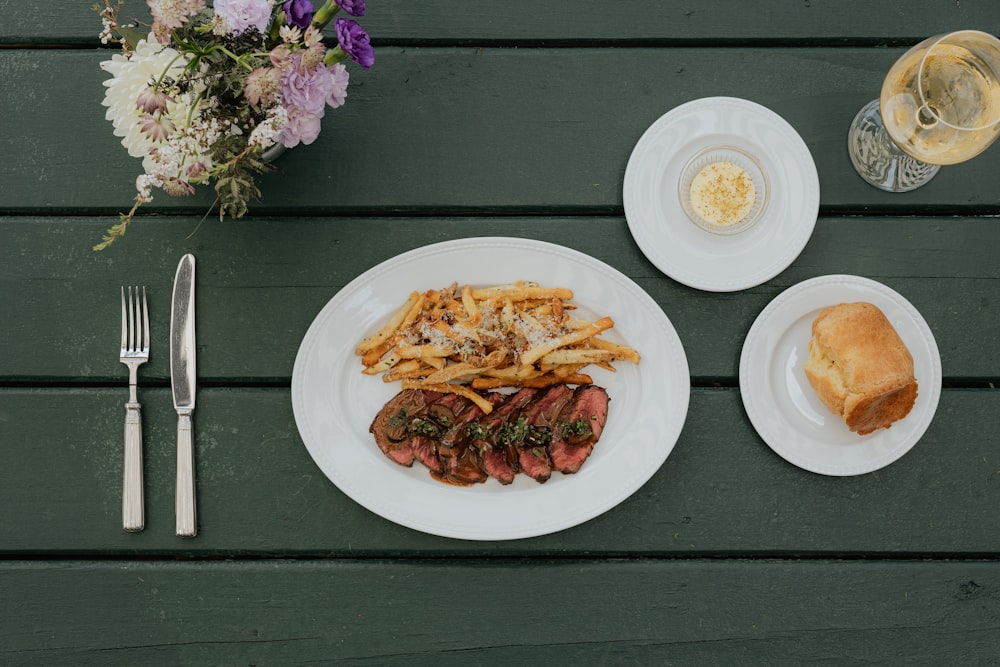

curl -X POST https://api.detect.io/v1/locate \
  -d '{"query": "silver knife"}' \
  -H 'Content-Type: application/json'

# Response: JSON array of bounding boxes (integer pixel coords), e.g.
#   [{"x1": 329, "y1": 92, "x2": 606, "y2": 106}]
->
[{"x1": 170, "y1": 254, "x2": 198, "y2": 537}]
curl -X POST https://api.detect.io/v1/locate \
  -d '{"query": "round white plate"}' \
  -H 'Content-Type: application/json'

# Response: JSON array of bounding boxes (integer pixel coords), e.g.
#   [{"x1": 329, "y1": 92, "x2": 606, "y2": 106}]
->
[
  {"x1": 291, "y1": 237, "x2": 690, "y2": 540},
  {"x1": 739, "y1": 275, "x2": 941, "y2": 476},
  {"x1": 623, "y1": 97, "x2": 820, "y2": 292}
]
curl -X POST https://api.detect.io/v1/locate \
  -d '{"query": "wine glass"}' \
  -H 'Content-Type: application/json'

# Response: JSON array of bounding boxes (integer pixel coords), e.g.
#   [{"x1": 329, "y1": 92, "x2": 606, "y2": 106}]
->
[{"x1": 848, "y1": 30, "x2": 1000, "y2": 192}]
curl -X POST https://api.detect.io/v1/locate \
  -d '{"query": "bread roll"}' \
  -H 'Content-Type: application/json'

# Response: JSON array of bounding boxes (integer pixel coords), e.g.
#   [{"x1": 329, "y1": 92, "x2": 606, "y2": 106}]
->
[{"x1": 804, "y1": 302, "x2": 917, "y2": 435}]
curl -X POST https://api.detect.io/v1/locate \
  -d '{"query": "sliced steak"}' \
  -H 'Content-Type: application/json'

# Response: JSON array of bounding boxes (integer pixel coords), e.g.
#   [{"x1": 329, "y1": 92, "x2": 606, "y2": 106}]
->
[
  {"x1": 444, "y1": 392, "x2": 506, "y2": 479},
  {"x1": 479, "y1": 447, "x2": 517, "y2": 485},
  {"x1": 409, "y1": 435, "x2": 443, "y2": 473},
  {"x1": 434, "y1": 446, "x2": 490, "y2": 486},
  {"x1": 517, "y1": 446, "x2": 552, "y2": 483},
  {"x1": 548, "y1": 385, "x2": 610, "y2": 474},
  {"x1": 439, "y1": 393, "x2": 494, "y2": 449},
  {"x1": 369, "y1": 389, "x2": 427, "y2": 467},
  {"x1": 408, "y1": 393, "x2": 468, "y2": 473},
  {"x1": 369, "y1": 384, "x2": 611, "y2": 484},
  {"x1": 510, "y1": 384, "x2": 575, "y2": 483},
  {"x1": 436, "y1": 393, "x2": 498, "y2": 486},
  {"x1": 523, "y1": 384, "x2": 575, "y2": 427},
  {"x1": 477, "y1": 388, "x2": 538, "y2": 484}
]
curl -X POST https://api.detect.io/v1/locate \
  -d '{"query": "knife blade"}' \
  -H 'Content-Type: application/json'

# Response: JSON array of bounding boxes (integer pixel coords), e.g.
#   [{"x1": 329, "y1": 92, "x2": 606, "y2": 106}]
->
[{"x1": 170, "y1": 253, "x2": 197, "y2": 537}]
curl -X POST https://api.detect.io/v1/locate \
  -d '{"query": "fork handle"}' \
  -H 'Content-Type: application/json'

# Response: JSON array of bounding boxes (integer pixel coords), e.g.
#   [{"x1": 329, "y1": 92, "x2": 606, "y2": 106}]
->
[
  {"x1": 122, "y1": 400, "x2": 144, "y2": 532},
  {"x1": 175, "y1": 413, "x2": 197, "y2": 538}
]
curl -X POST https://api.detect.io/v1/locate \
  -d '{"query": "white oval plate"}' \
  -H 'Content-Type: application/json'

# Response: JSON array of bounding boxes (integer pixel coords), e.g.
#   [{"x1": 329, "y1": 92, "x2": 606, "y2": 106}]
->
[
  {"x1": 292, "y1": 237, "x2": 690, "y2": 540},
  {"x1": 623, "y1": 97, "x2": 820, "y2": 292},
  {"x1": 739, "y1": 275, "x2": 941, "y2": 476}
]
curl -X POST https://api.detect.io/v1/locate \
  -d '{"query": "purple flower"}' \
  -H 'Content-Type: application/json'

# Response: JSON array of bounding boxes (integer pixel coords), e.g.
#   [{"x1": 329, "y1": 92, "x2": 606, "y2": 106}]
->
[
  {"x1": 283, "y1": 0, "x2": 314, "y2": 29},
  {"x1": 214, "y1": 0, "x2": 272, "y2": 33},
  {"x1": 335, "y1": 0, "x2": 365, "y2": 17},
  {"x1": 335, "y1": 18, "x2": 374, "y2": 69}
]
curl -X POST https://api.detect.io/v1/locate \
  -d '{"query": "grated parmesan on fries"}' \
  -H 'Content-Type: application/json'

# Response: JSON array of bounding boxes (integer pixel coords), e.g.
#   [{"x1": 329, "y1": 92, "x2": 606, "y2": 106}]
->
[{"x1": 356, "y1": 281, "x2": 640, "y2": 413}]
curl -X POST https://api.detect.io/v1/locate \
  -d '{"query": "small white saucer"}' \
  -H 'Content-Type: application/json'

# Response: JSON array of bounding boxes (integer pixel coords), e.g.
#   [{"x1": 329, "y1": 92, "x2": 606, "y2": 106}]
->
[{"x1": 623, "y1": 97, "x2": 820, "y2": 292}]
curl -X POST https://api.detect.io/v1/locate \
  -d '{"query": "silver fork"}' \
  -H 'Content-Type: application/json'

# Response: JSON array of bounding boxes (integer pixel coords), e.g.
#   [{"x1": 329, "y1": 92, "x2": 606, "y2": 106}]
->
[{"x1": 120, "y1": 286, "x2": 149, "y2": 532}]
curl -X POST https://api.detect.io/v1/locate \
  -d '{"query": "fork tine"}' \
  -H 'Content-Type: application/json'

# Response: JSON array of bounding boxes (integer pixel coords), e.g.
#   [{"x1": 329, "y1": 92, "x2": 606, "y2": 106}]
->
[
  {"x1": 141, "y1": 287, "x2": 149, "y2": 352},
  {"x1": 120, "y1": 286, "x2": 127, "y2": 350},
  {"x1": 128, "y1": 286, "x2": 136, "y2": 351}
]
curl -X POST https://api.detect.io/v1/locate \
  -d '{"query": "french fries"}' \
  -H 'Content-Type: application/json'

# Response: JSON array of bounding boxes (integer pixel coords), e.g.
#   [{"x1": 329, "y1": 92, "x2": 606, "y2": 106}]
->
[
  {"x1": 357, "y1": 281, "x2": 640, "y2": 412},
  {"x1": 401, "y1": 380, "x2": 496, "y2": 413},
  {"x1": 355, "y1": 291, "x2": 420, "y2": 355}
]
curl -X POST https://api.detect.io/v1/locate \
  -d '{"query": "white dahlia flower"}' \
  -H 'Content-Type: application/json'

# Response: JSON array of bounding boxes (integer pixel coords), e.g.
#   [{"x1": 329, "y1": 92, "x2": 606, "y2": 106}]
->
[{"x1": 100, "y1": 34, "x2": 209, "y2": 174}]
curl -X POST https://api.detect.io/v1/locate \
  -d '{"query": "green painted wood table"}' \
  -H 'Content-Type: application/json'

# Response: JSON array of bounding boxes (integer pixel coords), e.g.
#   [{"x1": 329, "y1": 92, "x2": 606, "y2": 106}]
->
[{"x1": 3, "y1": 2, "x2": 1000, "y2": 664}]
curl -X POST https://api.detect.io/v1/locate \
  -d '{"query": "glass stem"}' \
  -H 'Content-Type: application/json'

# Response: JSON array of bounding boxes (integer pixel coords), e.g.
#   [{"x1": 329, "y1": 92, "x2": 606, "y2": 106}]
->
[{"x1": 847, "y1": 99, "x2": 940, "y2": 192}]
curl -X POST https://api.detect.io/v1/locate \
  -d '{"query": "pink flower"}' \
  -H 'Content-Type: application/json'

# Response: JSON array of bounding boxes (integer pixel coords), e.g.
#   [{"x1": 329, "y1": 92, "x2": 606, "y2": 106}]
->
[
  {"x1": 139, "y1": 112, "x2": 175, "y2": 142},
  {"x1": 185, "y1": 161, "x2": 210, "y2": 181},
  {"x1": 325, "y1": 63, "x2": 349, "y2": 108},
  {"x1": 302, "y1": 42, "x2": 326, "y2": 70},
  {"x1": 136, "y1": 88, "x2": 171, "y2": 113},
  {"x1": 281, "y1": 54, "x2": 349, "y2": 114},
  {"x1": 281, "y1": 54, "x2": 333, "y2": 114},
  {"x1": 151, "y1": 21, "x2": 173, "y2": 44},
  {"x1": 278, "y1": 25, "x2": 302, "y2": 44},
  {"x1": 161, "y1": 177, "x2": 196, "y2": 196},
  {"x1": 149, "y1": 0, "x2": 205, "y2": 30},
  {"x1": 275, "y1": 54, "x2": 350, "y2": 147},
  {"x1": 243, "y1": 67, "x2": 281, "y2": 106},
  {"x1": 277, "y1": 106, "x2": 322, "y2": 147},
  {"x1": 214, "y1": 0, "x2": 272, "y2": 33},
  {"x1": 269, "y1": 44, "x2": 293, "y2": 69}
]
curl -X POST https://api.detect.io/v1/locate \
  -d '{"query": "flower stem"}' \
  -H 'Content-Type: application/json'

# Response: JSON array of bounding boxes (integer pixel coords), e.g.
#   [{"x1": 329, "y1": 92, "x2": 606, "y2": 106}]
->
[
  {"x1": 312, "y1": 0, "x2": 341, "y2": 30},
  {"x1": 187, "y1": 196, "x2": 221, "y2": 239},
  {"x1": 154, "y1": 50, "x2": 189, "y2": 90},
  {"x1": 94, "y1": 196, "x2": 143, "y2": 250},
  {"x1": 323, "y1": 45, "x2": 348, "y2": 66}
]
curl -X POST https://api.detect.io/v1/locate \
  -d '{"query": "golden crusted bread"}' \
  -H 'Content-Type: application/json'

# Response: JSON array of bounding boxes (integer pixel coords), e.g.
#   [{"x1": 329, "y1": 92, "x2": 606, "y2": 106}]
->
[{"x1": 804, "y1": 302, "x2": 918, "y2": 435}]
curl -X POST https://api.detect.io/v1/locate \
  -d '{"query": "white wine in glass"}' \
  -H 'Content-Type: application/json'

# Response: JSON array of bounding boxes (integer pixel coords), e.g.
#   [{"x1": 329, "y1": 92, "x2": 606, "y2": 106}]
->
[{"x1": 848, "y1": 30, "x2": 1000, "y2": 192}]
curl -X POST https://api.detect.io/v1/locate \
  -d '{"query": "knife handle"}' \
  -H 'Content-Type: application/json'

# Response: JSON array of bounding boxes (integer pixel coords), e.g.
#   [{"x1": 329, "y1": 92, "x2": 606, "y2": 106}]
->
[
  {"x1": 175, "y1": 412, "x2": 197, "y2": 537},
  {"x1": 122, "y1": 400, "x2": 144, "y2": 532}
]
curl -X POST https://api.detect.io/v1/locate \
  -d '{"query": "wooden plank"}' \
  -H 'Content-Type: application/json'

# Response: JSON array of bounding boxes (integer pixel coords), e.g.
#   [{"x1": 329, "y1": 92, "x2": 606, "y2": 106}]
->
[
  {"x1": 3, "y1": 0, "x2": 998, "y2": 43},
  {"x1": 3, "y1": 48, "x2": 1000, "y2": 212},
  {"x1": 3, "y1": 558, "x2": 999, "y2": 663},
  {"x1": 0, "y1": 216, "x2": 997, "y2": 381},
  {"x1": 2, "y1": 387, "x2": 997, "y2": 555}
]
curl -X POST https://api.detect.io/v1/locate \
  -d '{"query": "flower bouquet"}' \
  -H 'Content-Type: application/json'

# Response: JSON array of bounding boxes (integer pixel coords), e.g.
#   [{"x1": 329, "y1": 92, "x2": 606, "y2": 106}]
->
[{"x1": 95, "y1": 0, "x2": 374, "y2": 249}]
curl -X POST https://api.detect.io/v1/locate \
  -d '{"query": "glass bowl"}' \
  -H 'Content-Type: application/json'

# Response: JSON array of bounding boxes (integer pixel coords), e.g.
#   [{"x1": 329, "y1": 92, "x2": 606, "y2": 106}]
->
[{"x1": 678, "y1": 146, "x2": 769, "y2": 235}]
